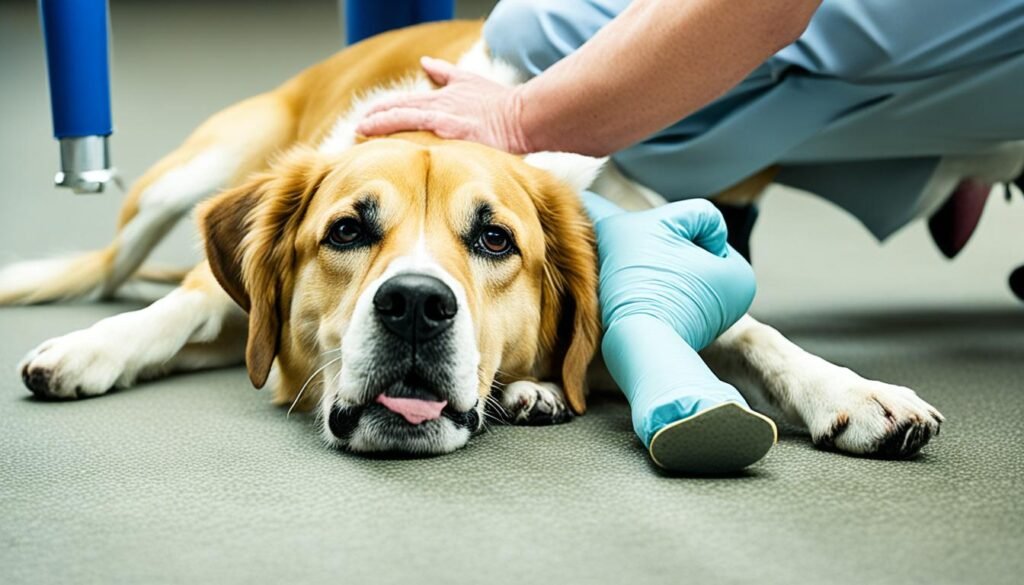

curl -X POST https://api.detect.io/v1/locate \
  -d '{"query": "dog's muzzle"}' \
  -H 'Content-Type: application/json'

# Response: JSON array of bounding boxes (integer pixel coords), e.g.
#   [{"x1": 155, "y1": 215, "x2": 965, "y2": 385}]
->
[{"x1": 326, "y1": 273, "x2": 481, "y2": 453}]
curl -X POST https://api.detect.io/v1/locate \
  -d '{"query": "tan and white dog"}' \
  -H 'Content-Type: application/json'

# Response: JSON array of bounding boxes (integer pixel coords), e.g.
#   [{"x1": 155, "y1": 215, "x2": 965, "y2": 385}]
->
[{"x1": 1, "y1": 21, "x2": 943, "y2": 457}]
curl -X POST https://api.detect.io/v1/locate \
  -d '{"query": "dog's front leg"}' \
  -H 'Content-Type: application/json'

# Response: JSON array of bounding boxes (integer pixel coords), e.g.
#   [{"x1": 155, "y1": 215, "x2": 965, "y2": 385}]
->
[
  {"x1": 19, "y1": 263, "x2": 245, "y2": 399},
  {"x1": 701, "y1": 315, "x2": 944, "y2": 458}
]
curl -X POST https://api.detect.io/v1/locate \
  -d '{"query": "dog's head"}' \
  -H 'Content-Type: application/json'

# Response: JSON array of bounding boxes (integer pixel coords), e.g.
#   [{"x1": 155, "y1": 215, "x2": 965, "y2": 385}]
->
[{"x1": 199, "y1": 134, "x2": 601, "y2": 454}]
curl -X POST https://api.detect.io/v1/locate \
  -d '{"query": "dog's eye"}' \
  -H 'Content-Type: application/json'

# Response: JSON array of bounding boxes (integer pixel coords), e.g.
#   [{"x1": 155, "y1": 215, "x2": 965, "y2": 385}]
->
[
  {"x1": 476, "y1": 225, "x2": 514, "y2": 256},
  {"x1": 326, "y1": 218, "x2": 364, "y2": 248}
]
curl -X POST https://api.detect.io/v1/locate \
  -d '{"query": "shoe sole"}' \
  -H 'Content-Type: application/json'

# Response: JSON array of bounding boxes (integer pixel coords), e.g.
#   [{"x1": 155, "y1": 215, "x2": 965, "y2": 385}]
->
[{"x1": 648, "y1": 402, "x2": 777, "y2": 474}]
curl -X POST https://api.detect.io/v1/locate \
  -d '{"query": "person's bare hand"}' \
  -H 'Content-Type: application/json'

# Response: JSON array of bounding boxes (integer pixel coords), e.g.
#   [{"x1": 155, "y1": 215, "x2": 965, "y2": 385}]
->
[{"x1": 356, "y1": 56, "x2": 532, "y2": 154}]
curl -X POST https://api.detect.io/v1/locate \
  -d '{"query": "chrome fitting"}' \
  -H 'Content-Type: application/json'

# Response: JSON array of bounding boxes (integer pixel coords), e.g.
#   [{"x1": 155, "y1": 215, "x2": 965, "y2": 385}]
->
[{"x1": 54, "y1": 135, "x2": 117, "y2": 194}]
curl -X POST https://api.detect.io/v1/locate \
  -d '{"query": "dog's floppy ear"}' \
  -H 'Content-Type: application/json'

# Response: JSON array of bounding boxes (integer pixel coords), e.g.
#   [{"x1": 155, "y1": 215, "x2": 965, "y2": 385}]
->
[
  {"x1": 525, "y1": 170, "x2": 601, "y2": 415},
  {"x1": 198, "y1": 147, "x2": 329, "y2": 389}
]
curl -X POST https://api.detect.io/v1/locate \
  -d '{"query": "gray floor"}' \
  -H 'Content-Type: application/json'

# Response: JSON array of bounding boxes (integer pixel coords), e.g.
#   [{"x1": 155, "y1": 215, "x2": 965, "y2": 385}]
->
[{"x1": 2, "y1": 2, "x2": 1023, "y2": 584}]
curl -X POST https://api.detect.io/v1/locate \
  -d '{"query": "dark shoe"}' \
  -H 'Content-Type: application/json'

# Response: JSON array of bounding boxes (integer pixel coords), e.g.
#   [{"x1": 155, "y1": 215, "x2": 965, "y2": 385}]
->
[
  {"x1": 927, "y1": 178, "x2": 991, "y2": 259},
  {"x1": 1009, "y1": 265, "x2": 1024, "y2": 301}
]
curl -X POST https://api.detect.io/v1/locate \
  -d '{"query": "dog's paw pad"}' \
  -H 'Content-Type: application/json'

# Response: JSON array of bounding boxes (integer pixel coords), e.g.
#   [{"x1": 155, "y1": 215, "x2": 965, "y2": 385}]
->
[{"x1": 496, "y1": 381, "x2": 572, "y2": 425}]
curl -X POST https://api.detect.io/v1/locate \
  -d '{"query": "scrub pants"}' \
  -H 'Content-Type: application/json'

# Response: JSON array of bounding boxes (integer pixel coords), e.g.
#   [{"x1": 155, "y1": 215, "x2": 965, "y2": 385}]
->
[{"x1": 484, "y1": 0, "x2": 1024, "y2": 239}]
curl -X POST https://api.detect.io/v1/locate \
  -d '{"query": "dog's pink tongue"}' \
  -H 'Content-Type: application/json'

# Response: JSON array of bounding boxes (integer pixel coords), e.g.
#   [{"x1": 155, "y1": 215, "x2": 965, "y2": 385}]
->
[{"x1": 375, "y1": 394, "x2": 447, "y2": 425}]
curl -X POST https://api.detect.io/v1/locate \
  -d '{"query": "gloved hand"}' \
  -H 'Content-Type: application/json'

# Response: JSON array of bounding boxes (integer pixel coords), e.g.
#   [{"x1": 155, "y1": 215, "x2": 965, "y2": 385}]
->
[
  {"x1": 584, "y1": 193, "x2": 755, "y2": 351},
  {"x1": 582, "y1": 192, "x2": 775, "y2": 472}
]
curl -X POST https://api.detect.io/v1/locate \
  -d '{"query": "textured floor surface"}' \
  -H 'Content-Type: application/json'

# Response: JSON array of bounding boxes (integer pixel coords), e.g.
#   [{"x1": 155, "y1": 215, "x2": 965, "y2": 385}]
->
[{"x1": 2, "y1": 2, "x2": 1023, "y2": 584}]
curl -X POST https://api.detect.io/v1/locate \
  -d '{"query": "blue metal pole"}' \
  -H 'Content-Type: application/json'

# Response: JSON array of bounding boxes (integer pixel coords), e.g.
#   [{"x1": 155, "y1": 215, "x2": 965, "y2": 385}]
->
[
  {"x1": 345, "y1": 0, "x2": 455, "y2": 45},
  {"x1": 39, "y1": 0, "x2": 116, "y2": 194}
]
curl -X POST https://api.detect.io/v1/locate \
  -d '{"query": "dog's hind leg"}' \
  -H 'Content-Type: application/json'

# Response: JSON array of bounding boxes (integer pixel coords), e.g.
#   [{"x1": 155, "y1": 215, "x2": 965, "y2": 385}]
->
[
  {"x1": 19, "y1": 262, "x2": 247, "y2": 399},
  {"x1": 0, "y1": 92, "x2": 297, "y2": 305},
  {"x1": 701, "y1": 315, "x2": 944, "y2": 459}
]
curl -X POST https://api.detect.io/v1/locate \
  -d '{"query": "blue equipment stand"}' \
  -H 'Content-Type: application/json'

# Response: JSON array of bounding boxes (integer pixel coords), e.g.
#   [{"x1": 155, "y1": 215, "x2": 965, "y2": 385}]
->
[
  {"x1": 345, "y1": 0, "x2": 454, "y2": 44},
  {"x1": 39, "y1": 0, "x2": 116, "y2": 193}
]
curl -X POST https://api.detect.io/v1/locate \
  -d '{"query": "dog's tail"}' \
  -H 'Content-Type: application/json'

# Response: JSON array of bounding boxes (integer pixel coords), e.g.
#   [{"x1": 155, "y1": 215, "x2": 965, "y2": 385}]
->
[
  {"x1": 0, "y1": 169, "x2": 188, "y2": 305},
  {"x1": 0, "y1": 164, "x2": 193, "y2": 306},
  {"x1": 0, "y1": 198, "x2": 196, "y2": 305},
  {"x1": 0, "y1": 248, "x2": 118, "y2": 305},
  {"x1": 0, "y1": 245, "x2": 193, "y2": 305},
  {"x1": 134, "y1": 263, "x2": 191, "y2": 284}
]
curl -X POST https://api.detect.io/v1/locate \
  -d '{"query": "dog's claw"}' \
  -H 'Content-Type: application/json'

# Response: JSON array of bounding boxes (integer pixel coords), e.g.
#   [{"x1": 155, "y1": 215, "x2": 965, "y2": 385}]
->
[{"x1": 23, "y1": 366, "x2": 54, "y2": 398}]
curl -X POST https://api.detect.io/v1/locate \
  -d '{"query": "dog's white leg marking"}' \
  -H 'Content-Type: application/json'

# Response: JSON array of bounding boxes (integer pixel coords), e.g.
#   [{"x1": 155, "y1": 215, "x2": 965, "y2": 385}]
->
[
  {"x1": 19, "y1": 281, "x2": 244, "y2": 399},
  {"x1": 498, "y1": 381, "x2": 571, "y2": 424},
  {"x1": 105, "y1": 148, "x2": 239, "y2": 292},
  {"x1": 701, "y1": 315, "x2": 944, "y2": 457}
]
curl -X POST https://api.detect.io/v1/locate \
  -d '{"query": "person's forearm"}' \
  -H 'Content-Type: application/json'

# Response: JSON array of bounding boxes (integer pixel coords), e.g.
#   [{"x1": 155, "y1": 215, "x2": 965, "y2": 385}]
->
[{"x1": 514, "y1": 0, "x2": 820, "y2": 156}]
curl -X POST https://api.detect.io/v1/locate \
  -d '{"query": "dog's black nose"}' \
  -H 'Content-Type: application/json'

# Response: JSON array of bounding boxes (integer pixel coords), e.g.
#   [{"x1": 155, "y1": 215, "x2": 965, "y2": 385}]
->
[{"x1": 373, "y1": 274, "x2": 457, "y2": 343}]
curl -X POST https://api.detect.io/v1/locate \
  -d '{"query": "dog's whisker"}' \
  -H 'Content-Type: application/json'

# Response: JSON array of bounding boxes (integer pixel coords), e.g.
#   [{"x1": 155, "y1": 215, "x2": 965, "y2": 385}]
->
[
  {"x1": 489, "y1": 369, "x2": 516, "y2": 388},
  {"x1": 289, "y1": 356, "x2": 342, "y2": 417},
  {"x1": 482, "y1": 408, "x2": 505, "y2": 424},
  {"x1": 359, "y1": 370, "x2": 374, "y2": 406},
  {"x1": 481, "y1": 400, "x2": 508, "y2": 427},
  {"x1": 478, "y1": 370, "x2": 507, "y2": 388},
  {"x1": 483, "y1": 392, "x2": 510, "y2": 419},
  {"x1": 329, "y1": 366, "x2": 344, "y2": 388},
  {"x1": 317, "y1": 347, "x2": 343, "y2": 358}
]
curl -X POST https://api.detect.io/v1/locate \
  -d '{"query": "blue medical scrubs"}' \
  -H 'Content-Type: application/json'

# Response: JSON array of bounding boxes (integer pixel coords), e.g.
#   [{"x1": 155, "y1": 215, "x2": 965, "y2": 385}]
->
[{"x1": 484, "y1": 0, "x2": 1024, "y2": 239}]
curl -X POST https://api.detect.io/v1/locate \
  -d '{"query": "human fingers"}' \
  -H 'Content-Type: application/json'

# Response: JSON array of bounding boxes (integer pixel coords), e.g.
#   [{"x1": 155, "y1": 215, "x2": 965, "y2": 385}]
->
[
  {"x1": 356, "y1": 108, "x2": 467, "y2": 139},
  {"x1": 420, "y1": 56, "x2": 468, "y2": 86},
  {"x1": 362, "y1": 92, "x2": 439, "y2": 118}
]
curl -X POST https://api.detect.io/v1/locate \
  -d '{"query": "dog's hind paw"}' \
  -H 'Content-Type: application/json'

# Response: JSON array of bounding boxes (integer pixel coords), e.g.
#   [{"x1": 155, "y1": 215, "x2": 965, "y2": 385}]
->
[
  {"x1": 808, "y1": 377, "x2": 944, "y2": 459},
  {"x1": 494, "y1": 380, "x2": 572, "y2": 425}
]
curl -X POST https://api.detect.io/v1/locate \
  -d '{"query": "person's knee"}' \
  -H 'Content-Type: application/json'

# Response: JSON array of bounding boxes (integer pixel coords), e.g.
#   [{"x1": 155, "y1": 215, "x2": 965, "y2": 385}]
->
[{"x1": 483, "y1": 0, "x2": 577, "y2": 75}]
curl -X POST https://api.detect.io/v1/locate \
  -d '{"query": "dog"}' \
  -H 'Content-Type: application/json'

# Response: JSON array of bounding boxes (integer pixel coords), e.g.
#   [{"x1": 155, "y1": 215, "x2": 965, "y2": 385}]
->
[{"x1": 1, "y1": 21, "x2": 943, "y2": 457}]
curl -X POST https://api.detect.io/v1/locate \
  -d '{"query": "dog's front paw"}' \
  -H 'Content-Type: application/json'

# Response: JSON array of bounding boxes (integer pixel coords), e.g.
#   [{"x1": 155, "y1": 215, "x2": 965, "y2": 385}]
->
[
  {"x1": 18, "y1": 331, "x2": 128, "y2": 400},
  {"x1": 806, "y1": 376, "x2": 944, "y2": 458},
  {"x1": 496, "y1": 381, "x2": 572, "y2": 425}
]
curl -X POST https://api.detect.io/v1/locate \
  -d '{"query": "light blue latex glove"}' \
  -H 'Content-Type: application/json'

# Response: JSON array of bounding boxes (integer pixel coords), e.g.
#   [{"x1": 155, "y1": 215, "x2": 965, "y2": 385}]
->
[{"x1": 582, "y1": 192, "x2": 757, "y2": 447}]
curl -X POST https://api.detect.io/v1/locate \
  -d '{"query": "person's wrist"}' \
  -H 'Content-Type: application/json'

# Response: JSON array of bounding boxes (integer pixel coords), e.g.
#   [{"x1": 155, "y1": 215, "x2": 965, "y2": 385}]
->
[{"x1": 504, "y1": 85, "x2": 534, "y2": 154}]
